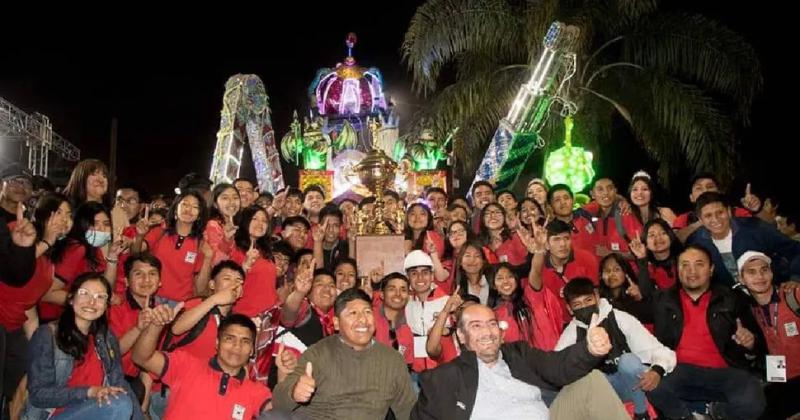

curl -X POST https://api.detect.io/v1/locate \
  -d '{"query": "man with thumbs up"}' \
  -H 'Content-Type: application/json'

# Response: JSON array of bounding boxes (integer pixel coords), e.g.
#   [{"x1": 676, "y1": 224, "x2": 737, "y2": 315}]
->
[
  {"x1": 273, "y1": 288, "x2": 416, "y2": 419},
  {"x1": 647, "y1": 245, "x2": 767, "y2": 420}
]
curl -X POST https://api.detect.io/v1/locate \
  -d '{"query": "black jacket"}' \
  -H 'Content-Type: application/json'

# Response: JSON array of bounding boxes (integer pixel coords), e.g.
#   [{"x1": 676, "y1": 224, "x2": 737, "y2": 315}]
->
[
  {"x1": 651, "y1": 283, "x2": 766, "y2": 370},
  {"x1": 0, "y1": 215, "x2": 36, "y2": 286},
  {"x1": 411, "y1": 340, "x2": 601, "y2": 420}
]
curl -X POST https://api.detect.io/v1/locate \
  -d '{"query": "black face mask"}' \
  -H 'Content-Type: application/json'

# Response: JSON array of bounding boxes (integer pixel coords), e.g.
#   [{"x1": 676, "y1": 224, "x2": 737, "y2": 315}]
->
[{"x1": 573, "y1": 304, "x2": 599, "y2": 325}]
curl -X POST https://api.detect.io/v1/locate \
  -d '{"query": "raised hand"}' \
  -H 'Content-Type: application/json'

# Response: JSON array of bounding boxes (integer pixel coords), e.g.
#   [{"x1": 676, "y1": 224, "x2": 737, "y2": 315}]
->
[
  {"x1": 243, "y1": 239, "x2": 260, "y2": 272},
  {"x1": 732, "y1": 318, "x2": 755, "y2": 350},
  {"x1": 292, "y1": 362, "x2": 316, "y2": 403},
  {"x1": 424, "y1": 231, "x2": 438, "y2": 256},
  {"x1": 625, "y1": 277, "x2": 642, "y2": 301},
  {"x1": 741, "y1": 183, "x2": 761, "y2": 213},
  {"x1": 135, "y1": 206, "x2": 151, "y2": 237},
  {"x1": 150, "y1": 302, "x2": 185, "y2": 327},
  {"x1": 586, "y1": 313, "x2": 612, "y2": 356},
  {"x1": 275, "y1": 343, "x2": 298, "y2": 379},
  {"x1": 312, "y1": 219, "x2": 327, "y2": 243},
  {"x1": 294, "y1": 261, "x2": 314, "y2": 296},
  {"x1": 444, "y1": 285, "x2": 463, "y2": 314},
  {"x1": 11, "y1": 203, "x2": 36, "y2": 247},
  {"x1": 629, "y1": 232, "x2": 647, "y2": 260},
  {"x1": 212, "y1": 279, "x2": 243, "y2": 306},
  {"x1": 223, "y1": 214, "x2": 238, "y2": 240}
]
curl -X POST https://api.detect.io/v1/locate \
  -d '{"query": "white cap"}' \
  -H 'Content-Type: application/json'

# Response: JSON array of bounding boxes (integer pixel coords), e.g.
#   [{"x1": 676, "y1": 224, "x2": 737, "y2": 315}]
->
[
  {"x1": 736, "y1": 251, "x2": 771, "y2": 273},
  {"x1": 404, "y1": 250, "x2": 433, "y2": 272}
]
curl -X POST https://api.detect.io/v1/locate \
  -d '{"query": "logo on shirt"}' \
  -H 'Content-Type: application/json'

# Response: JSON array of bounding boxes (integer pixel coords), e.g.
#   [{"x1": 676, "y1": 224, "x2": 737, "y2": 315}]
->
[
  {"x1": 185, "y1": 251, "x2": 197, "y2": 264},
  {"x1": 232, "y1": 403, "x2": 246, "y2": 420}
]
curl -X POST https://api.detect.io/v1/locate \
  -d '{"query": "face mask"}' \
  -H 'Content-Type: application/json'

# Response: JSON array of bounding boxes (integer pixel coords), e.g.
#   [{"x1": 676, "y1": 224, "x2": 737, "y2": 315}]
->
[
  {"x1": 572, "y1": 304, "x2": 599, "y2": 325},
  {"x1": 85, "y1": 229, "x2": 111, "y2": 247}
]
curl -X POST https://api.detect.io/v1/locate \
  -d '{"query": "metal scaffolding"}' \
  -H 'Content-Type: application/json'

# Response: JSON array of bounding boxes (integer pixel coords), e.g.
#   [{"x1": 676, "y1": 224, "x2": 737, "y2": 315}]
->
[{"x1": 0, "y1": 95, "x2": 80, "y2": 176}]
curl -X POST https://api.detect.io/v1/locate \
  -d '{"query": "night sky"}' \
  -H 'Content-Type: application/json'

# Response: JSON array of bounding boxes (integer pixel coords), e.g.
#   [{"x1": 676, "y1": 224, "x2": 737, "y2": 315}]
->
[{"x1": 0, "y1": 2, "x2": 791, "y2": 213}]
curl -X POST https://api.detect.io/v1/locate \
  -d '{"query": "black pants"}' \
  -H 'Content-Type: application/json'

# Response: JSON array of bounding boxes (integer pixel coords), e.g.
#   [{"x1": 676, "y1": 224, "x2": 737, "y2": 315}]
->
[
  {"x1": 761, "y1": 376, "x2": 800, "y2": 420},
  {"x1": 0, "y1": 326, "x2": 27, "y2": 420},
  {"x1": 648, "y1": 363, "x2": 766, "y2": 420}
]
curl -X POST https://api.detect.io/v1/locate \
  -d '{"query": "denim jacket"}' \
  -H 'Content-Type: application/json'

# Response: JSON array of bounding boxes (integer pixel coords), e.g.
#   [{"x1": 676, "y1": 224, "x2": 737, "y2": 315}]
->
[{"x1": 23, "y1": 323, "x2": 143, "y2": 420}]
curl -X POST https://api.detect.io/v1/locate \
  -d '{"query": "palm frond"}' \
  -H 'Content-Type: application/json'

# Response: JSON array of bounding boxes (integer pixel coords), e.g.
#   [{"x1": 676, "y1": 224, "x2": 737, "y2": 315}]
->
[
  {"x1": 622, "y1": 12, "x2": 762, "y2": 122},
  {"x1": 402, "y1": 0, "x2": 525, "y2": 94}
]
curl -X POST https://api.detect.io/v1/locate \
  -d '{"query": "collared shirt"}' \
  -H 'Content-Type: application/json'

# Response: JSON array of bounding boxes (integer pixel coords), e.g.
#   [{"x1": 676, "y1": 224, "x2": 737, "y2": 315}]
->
[
  {"x1": 161, "y1": 350, "x2": 271, "y2": 420},
  {"x1": 471, "y1": 351, "x2": 549, "y2": 420}
]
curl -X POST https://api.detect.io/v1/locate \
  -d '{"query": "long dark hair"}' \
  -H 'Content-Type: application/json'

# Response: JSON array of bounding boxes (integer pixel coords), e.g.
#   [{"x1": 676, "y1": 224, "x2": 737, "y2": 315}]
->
[
  {"x1": 642, "y1": 218, "x2": 683, "y2": 264},
  {"x1": 50, "y1": 201, "x2": 108, "y2": 269},
  {"x1": 518, "y1": 197, "x2": 545, "y2": 231},
  {"x1": 456, "y1": 240, "x2": 489, "y2": 296},
  {"x1": 479, "y1": 202, "x2": 512, "y2": 246},
  {"x1": 487, "y1": 262, "x2": 533, "y2": 340},
  {"x1": 598, "y1": 253, "x2": 639, "y2": 300},
  {"x1": 234, "y1": 205, "x2": 272, "y2": 258},
  {"x1": 442, "y1": 220, "x2": 477, "y2": 261},
  {"x1": 56, "y1": 272, "x2": 111, "y2": 360},
  {"x1": 208, "y1": 183, "x2": 240, "y2": 223},
  {"x1": 404, "y1": 202, "x2": 434, "y2": 251},
  {"x1": 166, "y1": 190, "x2": 208, "y2": 239},
  {"x1": 62, "y1": 159, "x2": 109, "y2": 207},
  {"x1": 32, "y1": 192, "x2": 71, "y2": 244},
  {"x1": 629, "y1": 175, "x2": 662, "y2": 226}
]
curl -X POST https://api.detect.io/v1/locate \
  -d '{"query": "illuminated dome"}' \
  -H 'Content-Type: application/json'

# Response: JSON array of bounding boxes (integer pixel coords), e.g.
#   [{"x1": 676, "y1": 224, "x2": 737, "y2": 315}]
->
[{"x1": 309, "y1": 33, "x2": 388, "y2": 119}]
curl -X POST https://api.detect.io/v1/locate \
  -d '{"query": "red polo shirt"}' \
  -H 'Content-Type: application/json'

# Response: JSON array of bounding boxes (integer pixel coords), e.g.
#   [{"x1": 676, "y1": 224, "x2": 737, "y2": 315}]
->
[
  {"x1": 566, "y1": 215, "x2": 599, "y2": 255},
  {"x1": 40, "y1": 243, "x2": 106, "y2": 321},
  {"x1": 109, "y1": 291, "x2": 153, "y2": 377},
  {"x1": 373, "y1": 304, "x2": 415, "y2": 366},
  {"x1": 145, "y1": 227, "x2": 205, "y2": 302},
  {"x1": 230, "y1": 248, "x2": 278, "y2": 318},
  {"x1": 675, "y1": 289, "x2": 728, "y2": 368},
  {"x1": 595, "y1": 211, "x2": 640, "y2": 254},
  {"x1": 170, "y1": 297, "x2": 223, "y2": 362},
  {"x1": 540, "y1": 249, "x2": 599, "y2": 302},
  {"x1": 752, "y1": 289, "x2": 800, "y2": 379},
  {"x1": 160, "y1": 349, "x2": 271, "y2": 420},
  {"x1": 0, "y1": 256, "x2": 53, "y2": 330}
]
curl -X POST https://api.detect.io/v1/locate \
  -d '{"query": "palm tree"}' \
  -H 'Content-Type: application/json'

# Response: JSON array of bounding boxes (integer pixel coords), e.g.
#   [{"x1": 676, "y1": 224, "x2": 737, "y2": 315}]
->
[{"x1": 402, "y1": 0, "x2": 762, "y2": 188}]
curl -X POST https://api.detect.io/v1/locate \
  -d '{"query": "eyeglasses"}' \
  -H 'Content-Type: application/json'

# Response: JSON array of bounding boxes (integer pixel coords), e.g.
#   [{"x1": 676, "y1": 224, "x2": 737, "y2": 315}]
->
[
  {"x1": 448, "y1": 229, "x2": 467, "y2": 237},
  {"x1": 75, "y1": 288, "x2": 109, "y2": 304}
]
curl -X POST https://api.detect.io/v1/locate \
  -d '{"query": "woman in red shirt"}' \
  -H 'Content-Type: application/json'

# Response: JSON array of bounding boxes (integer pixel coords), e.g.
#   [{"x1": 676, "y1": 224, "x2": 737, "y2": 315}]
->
[
  {"x1": 404, "y1": 203, "x2": 445, "y2": 258},
  {"x1": 43, "y1": 202, "x2": 123, "y2": 321},
  {"x1": 132, "y1": 190, "x2": 212, "y2": 304},
  {"x1": 479, "y1": 202, "x2": 528, "y2": 266},
  {"x1": 634, "y1": 218, "x2": 683, "y2": 291},
  {"x1": 25, "y1": 273, "x2": 139, "y2": 419},
  {"x1": 488, "y1": 262, "x2": 564, "y2": 351},
  {"x1": 433, "y1": 221, "x2": 476, "y2": 293},
  {"x1": 203, "y1": 183, "x2": 241, "y2": 266},
  {"x1": 231, "y1": 205, "x2": 278, "y2": 317}
]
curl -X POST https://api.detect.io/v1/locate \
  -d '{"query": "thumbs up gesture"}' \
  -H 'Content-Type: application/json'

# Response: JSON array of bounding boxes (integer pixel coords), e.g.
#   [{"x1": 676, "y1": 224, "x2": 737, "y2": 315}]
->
[
  {"x1": 586, "y1": 313, "x2": 612, "y2": 356},
  {"x1": 292, "y1": 362, "x2": 316, "y2": 403},
  {"x1": 740, "y1": 183, "x2": 762, "y2": 213},
  {"x1": 732, "y1": 318, "x2": 755, "y2": 350}
]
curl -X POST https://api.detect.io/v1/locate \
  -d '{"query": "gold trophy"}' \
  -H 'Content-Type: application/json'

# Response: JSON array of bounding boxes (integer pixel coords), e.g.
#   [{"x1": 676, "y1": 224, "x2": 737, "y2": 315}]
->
[{"x1": 354, "y1": 148, "x2": 398, "y2": 235}]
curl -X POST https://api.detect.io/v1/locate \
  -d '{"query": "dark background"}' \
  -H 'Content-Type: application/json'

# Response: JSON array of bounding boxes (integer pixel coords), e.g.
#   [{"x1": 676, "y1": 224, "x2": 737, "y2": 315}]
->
[{"x1": 0, "y1": 2, "x2": 792, "y2": 215}]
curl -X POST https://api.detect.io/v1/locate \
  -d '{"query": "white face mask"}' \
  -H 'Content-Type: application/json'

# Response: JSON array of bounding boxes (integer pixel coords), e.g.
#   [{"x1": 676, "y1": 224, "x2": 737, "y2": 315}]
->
[{"x1": 85, "y1": 229, "x2": 111, "y2": 247}]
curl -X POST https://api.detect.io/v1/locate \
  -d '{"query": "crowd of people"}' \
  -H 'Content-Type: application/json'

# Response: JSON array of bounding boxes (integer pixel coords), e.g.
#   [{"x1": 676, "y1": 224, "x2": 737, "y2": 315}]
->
[{"x1": 1, "y1": 158, "x2": 799, "y2": 420}]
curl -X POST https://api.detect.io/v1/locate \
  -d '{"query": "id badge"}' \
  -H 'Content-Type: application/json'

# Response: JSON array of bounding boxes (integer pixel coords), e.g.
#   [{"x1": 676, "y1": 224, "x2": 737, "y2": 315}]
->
[
  {"x1": 610, "y1": 242, "x2": 620, "y2": 251},
  {"x1": 766, "y1": 355, "x2": 787, "y2": 383},
  {"x1": 414, "y1": 335, "x2": 429, "y2": 358},
  {"x1": 232, "y1": 403, "x2": 246, "y2": 420},
  {"x1": 784, "y1": 321, "x2": 799, "y2": 337}
]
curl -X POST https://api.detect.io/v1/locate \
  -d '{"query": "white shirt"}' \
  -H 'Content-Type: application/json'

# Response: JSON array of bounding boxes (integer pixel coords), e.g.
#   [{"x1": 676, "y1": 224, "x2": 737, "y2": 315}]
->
[
  {"x1": 467, "y1": 275, "x2": 490, "y2": 305},
  {"x1": 471, "y1": 352, "x2": 549, "y2": 420},
  {"x1": 712, "y1": 229, "x2": 733, "y2": 253}
]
